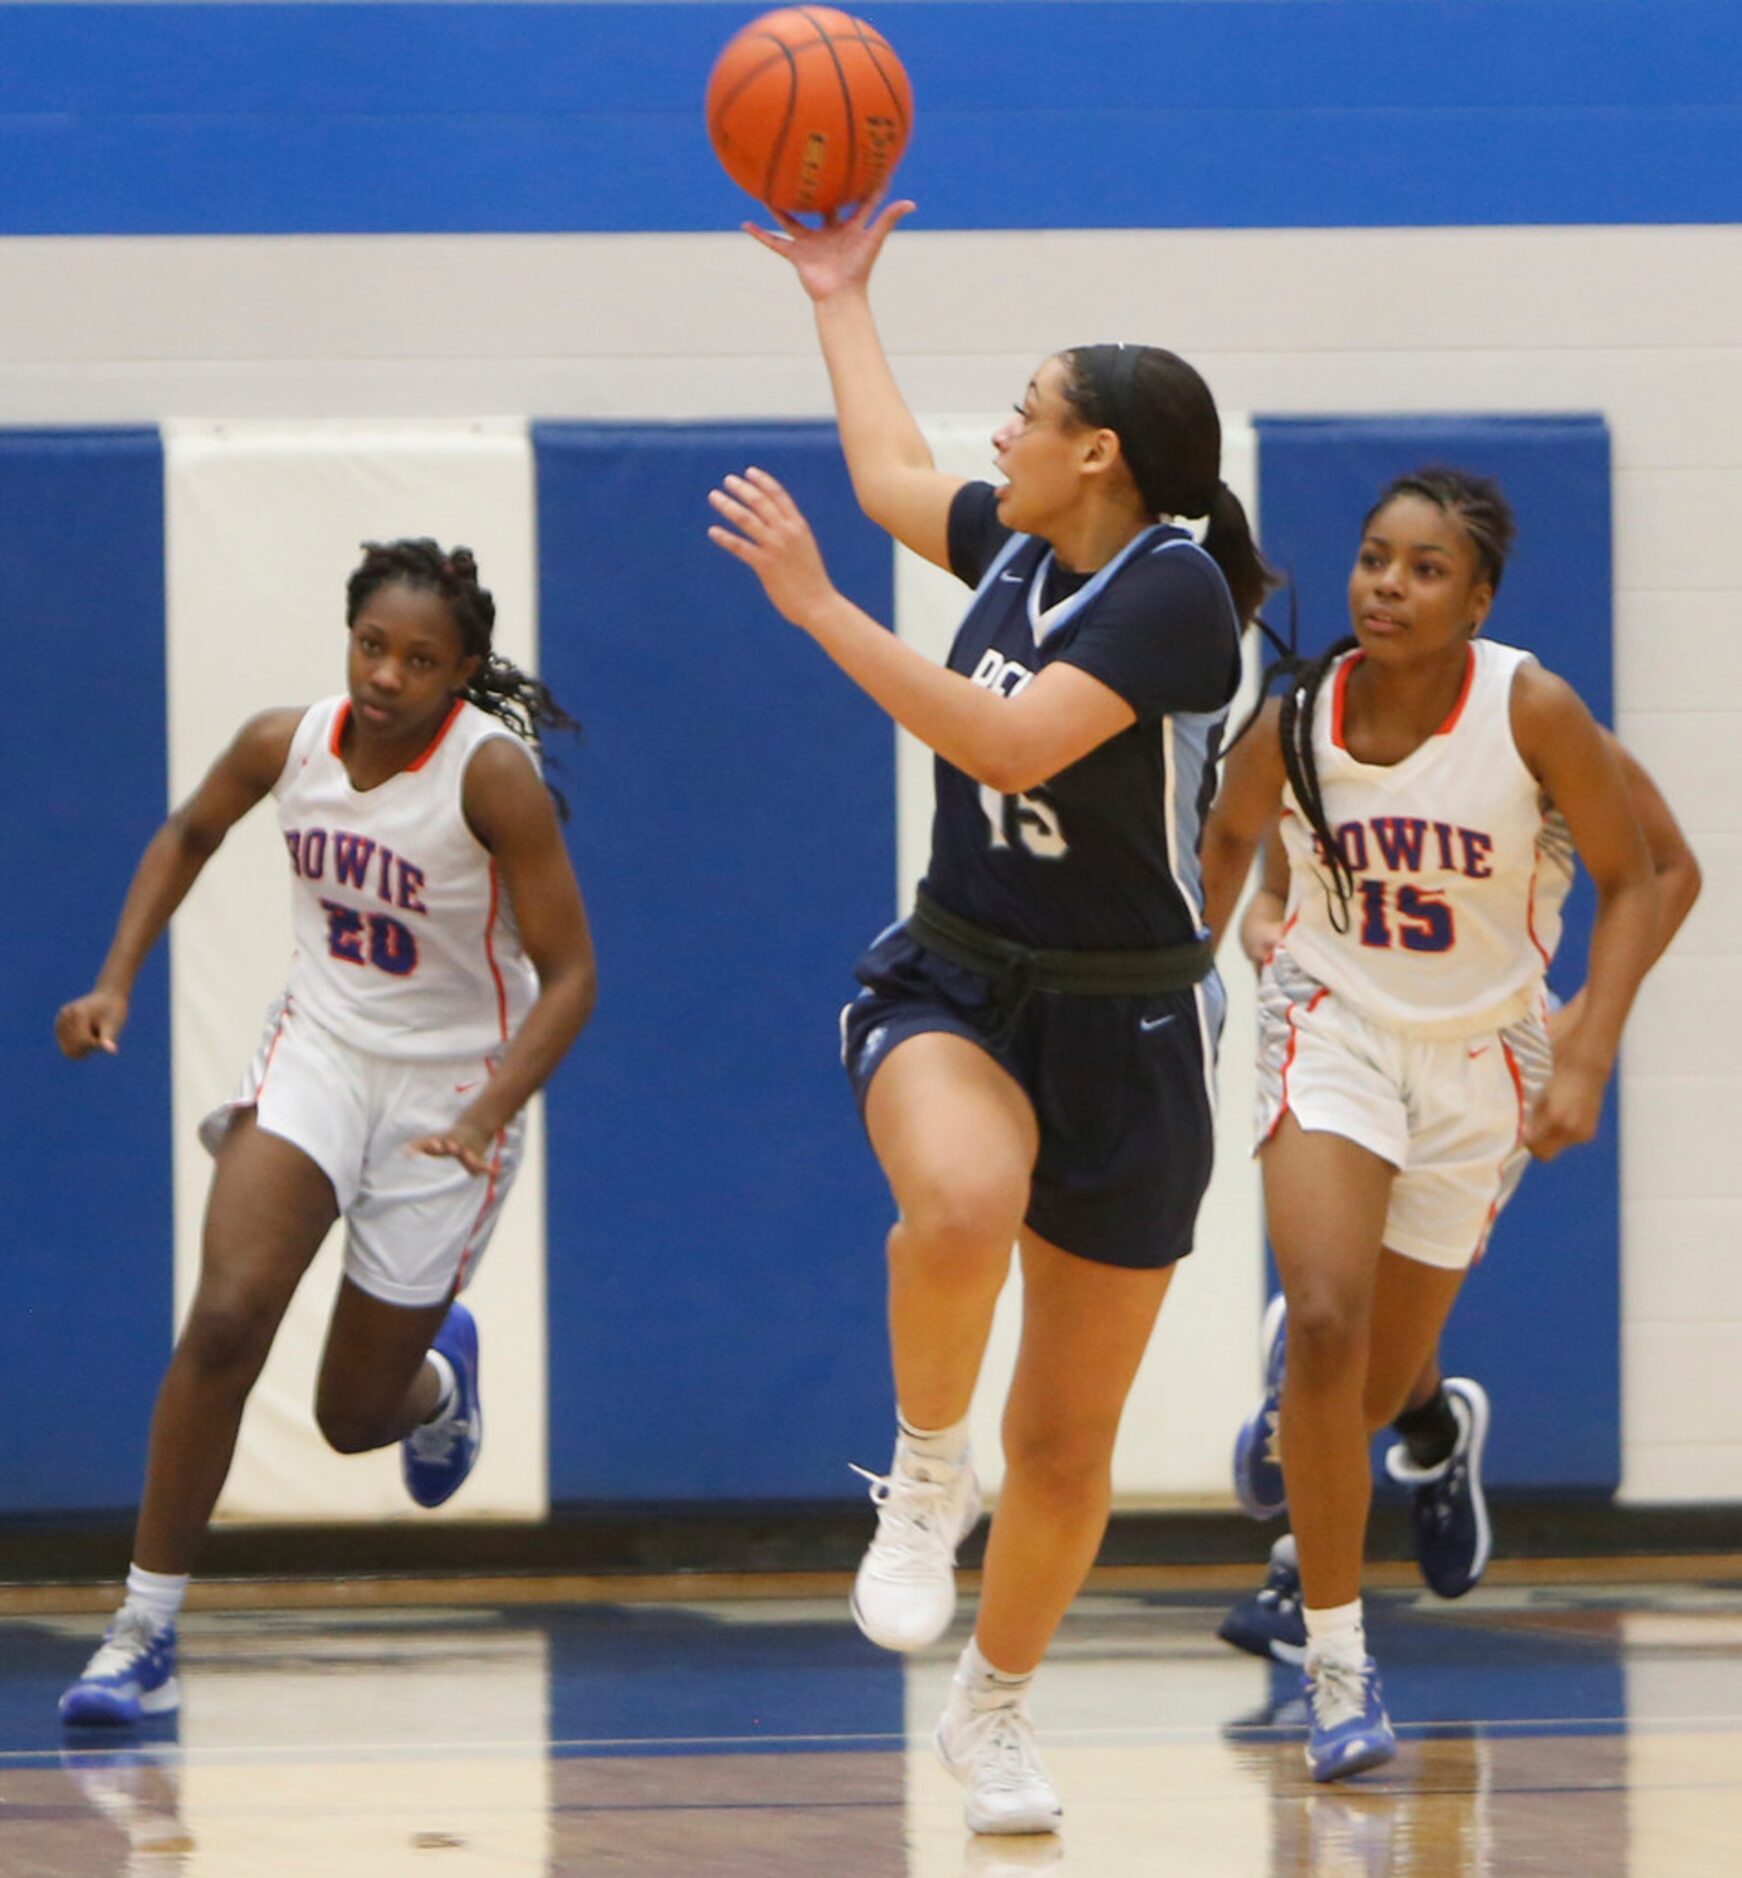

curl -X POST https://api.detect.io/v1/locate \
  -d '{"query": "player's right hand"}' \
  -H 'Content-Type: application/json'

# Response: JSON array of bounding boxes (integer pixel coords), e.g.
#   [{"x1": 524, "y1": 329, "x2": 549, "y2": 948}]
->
[
  {"x1": 55, "y1": 989, "x2": 128, "y2": 1058},
  {"x1": 1239, "y1": 892, "x2": 1286, "y2": 971},
  {"x1": 742, "y1": 194, "x2": 916, "y2": 303}
]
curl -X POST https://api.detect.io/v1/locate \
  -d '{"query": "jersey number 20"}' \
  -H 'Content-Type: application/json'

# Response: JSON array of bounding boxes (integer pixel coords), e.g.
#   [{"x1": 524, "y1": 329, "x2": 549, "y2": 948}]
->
[{"x1": 321, "y1": 899, "x2": 419, "y2": 976}]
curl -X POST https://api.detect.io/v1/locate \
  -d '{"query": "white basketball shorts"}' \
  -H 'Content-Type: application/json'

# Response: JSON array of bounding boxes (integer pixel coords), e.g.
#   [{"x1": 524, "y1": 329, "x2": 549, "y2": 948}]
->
[
  {"x1": 1254, "y1": 951, "x2": 1552, "y2": 1270},
  {"x1": 199, "y1": 994, "x2": 525, "y2": 1307}
]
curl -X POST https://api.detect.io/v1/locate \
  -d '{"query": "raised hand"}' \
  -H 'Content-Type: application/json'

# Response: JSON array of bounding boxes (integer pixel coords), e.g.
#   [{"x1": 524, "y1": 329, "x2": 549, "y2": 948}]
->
[
  {"x1": 741, "y1": 195, "x2": 917, "y2": 303},
  {"x1": 708, "y1": 467, "x2": 839, "y2": 628}
]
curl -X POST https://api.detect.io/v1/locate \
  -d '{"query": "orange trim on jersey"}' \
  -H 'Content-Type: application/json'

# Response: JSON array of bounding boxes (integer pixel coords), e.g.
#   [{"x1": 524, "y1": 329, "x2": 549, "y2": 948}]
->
[
  {"x1": 256, "y1": 1001, "x2": 292, "y2": 1098},
  {"x1": 454, "y1": 1130, "x2": 503, "y2": 1291},
  {"x1": 1437, "y1": 644, "x2": 1478, "y2": 735},
  {"x1": 1329, "y1": 654, "x2": 1362, "y2": 750},
  {"x1": 1524, "y1": 852, "x2": 1552, "y2": 970},
  {"x1": 483, "y1": 859, "x2": 509, "y2": 1041},
  {"x1": 1473, "y1": 1034, "x2": 1531, "y2": 1266},
  {"x1": 1265, "y1": 984, "x2": 1329, "y2": 1143},
  {"x1": 332, "y1": 696, "x2": 461, "y2": 768},
  {"x1": 1330, "y1": 643, "x2": 1474, "y2": 751},
  {"x1": 406, "y1": 696, "x2": 466, "y2": 772}
]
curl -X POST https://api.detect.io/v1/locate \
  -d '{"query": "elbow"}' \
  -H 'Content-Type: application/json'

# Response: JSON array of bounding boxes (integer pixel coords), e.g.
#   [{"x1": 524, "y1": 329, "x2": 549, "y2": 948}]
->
[
  {"x1": 1680, "y1": 853, "x2": 1704, "y2": 913},
  {"x1": 980, "y1": 735, "x2": 1057, "y2": 798},
  {"x1": 165, "y1": 808, "x2": 223, "y2": 863},
  {"x1": 565, "y1": 960, "x2": 599, "y2": 1037}
]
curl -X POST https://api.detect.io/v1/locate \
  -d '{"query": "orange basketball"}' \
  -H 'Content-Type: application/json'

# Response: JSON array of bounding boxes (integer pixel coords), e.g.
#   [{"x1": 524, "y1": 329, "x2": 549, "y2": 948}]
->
[{"x1": 707, "y1": 8, "x2": 912, "y2": 216}]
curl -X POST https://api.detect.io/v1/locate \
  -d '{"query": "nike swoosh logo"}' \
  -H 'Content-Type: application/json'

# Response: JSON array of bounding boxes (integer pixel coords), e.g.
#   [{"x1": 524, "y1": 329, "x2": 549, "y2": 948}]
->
[
  {"x1": 454, "y1": 1079, "x2": 484, "y2": 1094},
  {"x1": 1468, "y1": 1047, "x2": 1490, "y2": 1061},
  {"x1": 999, "y1": 571, "x2": 1024, "y2": 583},
  {"x1": 1140, "y1": 1014, "x2": 1176, "y2": 1033}
]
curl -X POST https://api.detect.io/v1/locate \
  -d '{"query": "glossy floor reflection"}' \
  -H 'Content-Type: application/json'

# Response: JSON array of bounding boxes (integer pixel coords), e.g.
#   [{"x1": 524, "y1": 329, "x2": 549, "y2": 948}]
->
[{"x1": 6, "y1": 1577, "x2": 1742, "y2": 1875}]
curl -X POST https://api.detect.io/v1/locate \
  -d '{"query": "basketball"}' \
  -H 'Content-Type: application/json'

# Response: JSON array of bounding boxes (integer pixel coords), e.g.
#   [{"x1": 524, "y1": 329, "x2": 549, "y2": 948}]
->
[{"x1": 706, "y1": 8, "x2": 912, "y2": 216}]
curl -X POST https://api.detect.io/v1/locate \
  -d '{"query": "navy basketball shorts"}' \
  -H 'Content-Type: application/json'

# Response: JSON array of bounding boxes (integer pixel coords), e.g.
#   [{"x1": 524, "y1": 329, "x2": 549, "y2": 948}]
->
[{"x1": 840, "y1": 924, "x2": 1224, "y2": 1272}]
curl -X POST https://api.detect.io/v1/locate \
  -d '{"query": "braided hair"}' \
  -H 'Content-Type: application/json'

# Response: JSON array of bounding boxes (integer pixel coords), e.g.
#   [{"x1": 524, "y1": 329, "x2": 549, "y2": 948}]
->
[
  {"x1": 345, "y1": 538, "x2": 579, "y2": 814},
  {"x1": 1228, "y1": 467, "x2": 1517, "y2": 933},
  {"x1": 1059, "y1": 343, "x2": 1280, "y2": 626}
]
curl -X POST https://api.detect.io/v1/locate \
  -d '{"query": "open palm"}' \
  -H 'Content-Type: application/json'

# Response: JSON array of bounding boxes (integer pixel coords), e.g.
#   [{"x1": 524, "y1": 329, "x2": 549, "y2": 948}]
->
[{"x1": 743, "y1": 196, "x2": 916, "y2": 302}]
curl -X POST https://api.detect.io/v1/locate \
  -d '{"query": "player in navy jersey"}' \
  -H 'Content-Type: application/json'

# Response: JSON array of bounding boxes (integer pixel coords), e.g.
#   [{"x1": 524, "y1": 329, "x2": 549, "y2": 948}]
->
[
  {"x1": 54, "y1": 541, "x2": 596, "y2": 1727},
  {"x1": 1219, "y1": 745, "x2": 1699, "y2": 1664},
  {"x1": 710, "y1": 195, "x2": 1273, "y2": 1838},
  {"x1": 1199, "y1": 470, "x2": 1661, "y2": 1781}
]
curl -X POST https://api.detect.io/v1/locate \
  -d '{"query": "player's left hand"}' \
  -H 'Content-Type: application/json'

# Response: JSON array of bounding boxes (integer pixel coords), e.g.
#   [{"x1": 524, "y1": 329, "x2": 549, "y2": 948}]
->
[
  {"x1": 1523, "y1": 1060, "x2": 1606, "y2": 1161},
  {"x1": 409, "y1": 1120, "x2": 499, "y2": 1178},
  {"x1": 708, "y1": 467, "x2": 838, "y2": 628}
]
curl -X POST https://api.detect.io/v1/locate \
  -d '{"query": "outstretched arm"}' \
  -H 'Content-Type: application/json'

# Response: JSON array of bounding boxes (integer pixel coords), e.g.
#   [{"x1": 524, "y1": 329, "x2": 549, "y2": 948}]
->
[
  {"x1": 55, "y1": 709, "x2": 300, "y2": 1058},
  {"x1": 708, "y1": 465, "x2": 1135, "y2": 791},
  {"x1": 412, "y1": 740, "x2": 597, "y2": 1176},
  {"x1": 746, "y1": 199, "x2": 964, "y2": 569},
  {"x1": 1511, "y1": 669, "x2": 1658, "y2": 1159}
]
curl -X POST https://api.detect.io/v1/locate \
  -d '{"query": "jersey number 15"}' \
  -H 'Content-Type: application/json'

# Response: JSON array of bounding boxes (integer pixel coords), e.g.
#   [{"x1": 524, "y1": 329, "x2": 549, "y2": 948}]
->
[{"x1": 981, "y1": 783, "x2": 1069, "y2": 860}]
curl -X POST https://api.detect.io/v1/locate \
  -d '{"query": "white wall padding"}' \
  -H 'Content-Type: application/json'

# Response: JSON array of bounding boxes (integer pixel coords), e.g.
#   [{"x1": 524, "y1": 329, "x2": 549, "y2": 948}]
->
[
  {"x1": 164, "y1": 420, "x2": 548, "y2": 1522},
  {"x1": 898, "y1": 419, "x2": 1264, "y2": 1502}
]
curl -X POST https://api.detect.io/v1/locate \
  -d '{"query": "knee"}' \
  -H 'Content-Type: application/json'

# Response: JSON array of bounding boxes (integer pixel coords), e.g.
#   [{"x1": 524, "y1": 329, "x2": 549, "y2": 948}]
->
[
  {"x1": 1282, "y1": 1286, "x2": 1370, "y2": 1383},
  {"x1": 894, "y1": 1177, "x2": 1022, "y2": 1281},
  {"x1": 176, "y1": 1296, "x2": 277, "y2": 1383},
  {"x1": 1000, "y1": 1414, "x2": 1116, "y2": 1512},
  {"x1": 313, "y1": 1395, "x2": 394, "y2": 1456}
]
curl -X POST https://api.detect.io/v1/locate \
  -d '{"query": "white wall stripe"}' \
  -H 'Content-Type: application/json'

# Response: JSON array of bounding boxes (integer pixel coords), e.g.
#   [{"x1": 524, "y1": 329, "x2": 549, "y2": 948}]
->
[
  {"x1": 165, "y1": 420, "x2": 548, "y2": 1522},
  {"x1": 896, "y1": 418, "x2": 1264, "y2": 1502}
]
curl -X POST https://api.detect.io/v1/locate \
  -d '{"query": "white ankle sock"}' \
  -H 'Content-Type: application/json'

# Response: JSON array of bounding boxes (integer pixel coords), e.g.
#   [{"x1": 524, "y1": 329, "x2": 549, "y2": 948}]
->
[
  {"x1": 424, "y1": 1351, "x2": 458, "y2": 1423},
  {"x1": 123, "y1": 1564, "x2": 189, "y2": 1633},
  {"x1": 955, "y1": 1636, "x2": 1033, "y2": 1702},
  {"x1": 1303, "y1": 1597, "x2": 1366, "y2": 1664},
  {"x1": 896, "y1": 1411, "x2": 969, "y2": 1469}
]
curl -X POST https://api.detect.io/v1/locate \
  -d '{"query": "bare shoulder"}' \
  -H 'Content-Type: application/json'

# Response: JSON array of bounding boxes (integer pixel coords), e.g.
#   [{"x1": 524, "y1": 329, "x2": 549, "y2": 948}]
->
[
  {"x1": 1508, "y1": 659, "x2": 1599, "y2": 774},
  {"x1": 227, "y1": 706, "x2": 306, "y2": 785},
  {"x1": 462, "y1": 731, "x2": 550, "y2": 847}
]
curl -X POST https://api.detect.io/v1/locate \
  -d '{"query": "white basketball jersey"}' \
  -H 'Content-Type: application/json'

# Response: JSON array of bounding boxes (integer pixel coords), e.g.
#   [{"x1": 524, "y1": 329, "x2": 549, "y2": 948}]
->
[
  {"x1": 1276, "y1": 639, "x2": 1572, "y2": 1040},
  {"x1": 273, "y1": 696, "x2": 540, "y2": 1059}
]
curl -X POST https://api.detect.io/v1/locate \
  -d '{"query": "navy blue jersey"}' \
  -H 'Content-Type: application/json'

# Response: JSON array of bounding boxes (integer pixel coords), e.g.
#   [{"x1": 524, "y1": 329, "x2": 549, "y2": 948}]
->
[{"x1": 918, "y1": 481, "x2": 1242, "y2": 951}]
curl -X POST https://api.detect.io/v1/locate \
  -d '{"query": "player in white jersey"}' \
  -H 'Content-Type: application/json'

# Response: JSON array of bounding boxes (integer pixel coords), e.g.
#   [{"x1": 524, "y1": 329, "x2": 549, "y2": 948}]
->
[
  {"x1": 54, "y1": 540, "x2": 596, "y2": 1727},
  {"x1": 1200, "y1": 469, "x2": 1660, "y2": 1781},
  {"x1": 1219, "y1": 746, "x2": 1699, "y2": 1662}
]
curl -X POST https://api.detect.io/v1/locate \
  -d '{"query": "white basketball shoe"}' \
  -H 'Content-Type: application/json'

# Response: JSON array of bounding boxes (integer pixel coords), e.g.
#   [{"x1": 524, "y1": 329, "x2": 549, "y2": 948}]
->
[{"x1": 849, "y1": 1436, "x2": 982, "y2": 1652}]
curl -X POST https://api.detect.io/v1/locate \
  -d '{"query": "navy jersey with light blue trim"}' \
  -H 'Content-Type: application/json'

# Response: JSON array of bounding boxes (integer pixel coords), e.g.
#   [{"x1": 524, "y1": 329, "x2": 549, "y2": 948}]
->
[{"x1": 918, "y1": 482, "x2": 1241, "y2": 951}]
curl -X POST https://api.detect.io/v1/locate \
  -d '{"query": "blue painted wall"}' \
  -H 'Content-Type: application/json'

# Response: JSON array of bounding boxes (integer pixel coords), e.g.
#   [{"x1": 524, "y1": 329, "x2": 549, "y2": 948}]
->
[
  {"x1": 1, "y1": 2, "x2": 1738, "y2": 233},
  {"x1": 0, "y1": 431, "x2": 173, "y2": 1513},
  {"x1": 535, "y1": 423, "x2": 899, "y2": 1502},
  {"x1": 1253, "y1": 414, "x2": 1619, "y2": 1490}
]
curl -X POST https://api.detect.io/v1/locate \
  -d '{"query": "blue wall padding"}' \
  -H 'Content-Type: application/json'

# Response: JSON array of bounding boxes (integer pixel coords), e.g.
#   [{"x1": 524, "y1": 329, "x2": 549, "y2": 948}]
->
[
  {"x1": 535, "y1": 423, "x2": 899, "y2": 1502},
  {"x1": 1253, "y1": 415, "x2": 1618, "y2": 1491},
  {"x1": 0, "y1": 429, "x2": 172, "y2": 1512},
  {"x1": 2, "y1": 3, "x2": 1739, "y2": 233}
]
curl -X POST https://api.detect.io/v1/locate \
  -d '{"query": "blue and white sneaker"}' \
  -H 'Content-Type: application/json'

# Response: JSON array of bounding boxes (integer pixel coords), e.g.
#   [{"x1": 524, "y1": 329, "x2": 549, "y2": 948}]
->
[
  {"x1": 1302, "y1": 1650, "x2": 1396, "y2": 1782},
  {"x1": 401, "y1": 1301, "x2": 482, "y2": 1509},
  {"x1": 59, "y1": 1608, "x2": 179, "y2": 1727},
  {"x1": 1218, "y1": 1532, "x2": 1308, "y2": 1664},
  {"x1": 1233, "y1": 1292, "x2": 1289, "y2": 1519},
  {"x1": 1384, "y1": 1376, "x2": 1490, "y2": 1599}
]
